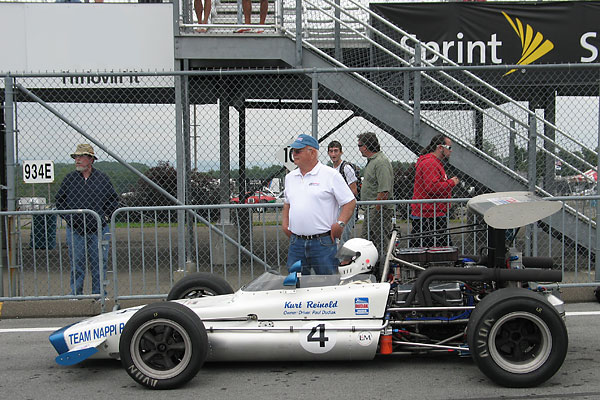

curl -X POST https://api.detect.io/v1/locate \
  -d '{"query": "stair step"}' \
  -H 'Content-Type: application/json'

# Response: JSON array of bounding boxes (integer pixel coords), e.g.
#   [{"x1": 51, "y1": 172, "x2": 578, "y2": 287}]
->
[
  {"x1": 212, "y1": 16, "x2": 277, "y2": 24},
  {"x1": 215, "y1": 3, "x2": 276, "y2": 12}
]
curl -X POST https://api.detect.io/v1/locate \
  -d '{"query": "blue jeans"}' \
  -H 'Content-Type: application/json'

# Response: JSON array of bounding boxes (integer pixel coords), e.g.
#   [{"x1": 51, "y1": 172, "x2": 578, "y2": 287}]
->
[
  {"x1": 409, "y1": 216, "x2": 450, "y2": 248},
  {"x1": 287, "y1": 234, "x2": 339, "y2": 275},
  {"x1": 66, "y1": 225, "x2": 110, "y2": 295}
]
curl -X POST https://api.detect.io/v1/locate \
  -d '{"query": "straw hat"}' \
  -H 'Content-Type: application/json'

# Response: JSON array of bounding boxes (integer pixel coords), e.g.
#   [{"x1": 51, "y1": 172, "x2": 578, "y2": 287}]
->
[{"x1": 70, "y1": 144, "x2": 97, "y2": 160}]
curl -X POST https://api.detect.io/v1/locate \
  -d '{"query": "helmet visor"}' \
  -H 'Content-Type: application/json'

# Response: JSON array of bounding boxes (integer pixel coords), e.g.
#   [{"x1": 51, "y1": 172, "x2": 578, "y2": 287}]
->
[{"x1": 336, "y1": 246, "x2": 360, "y2": 265}]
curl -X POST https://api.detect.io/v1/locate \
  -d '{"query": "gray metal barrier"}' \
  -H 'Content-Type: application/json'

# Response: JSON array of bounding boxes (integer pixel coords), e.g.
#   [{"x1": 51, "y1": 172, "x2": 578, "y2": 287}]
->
[
  {"x1": 0, "y1": 209, "x2": 108, "y2": 310},
  {"x1": 1, "y1": 198, "x2": 599, "y2": 308},
  {"x1": 109, "y1": 203, "x2": 281, "y2": 303}
]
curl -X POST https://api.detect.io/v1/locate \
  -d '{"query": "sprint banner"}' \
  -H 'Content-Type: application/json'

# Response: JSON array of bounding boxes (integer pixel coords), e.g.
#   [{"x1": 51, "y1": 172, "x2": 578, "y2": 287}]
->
[{"x1": 370, "y1": 1, "x2": 600, "y2": 68}]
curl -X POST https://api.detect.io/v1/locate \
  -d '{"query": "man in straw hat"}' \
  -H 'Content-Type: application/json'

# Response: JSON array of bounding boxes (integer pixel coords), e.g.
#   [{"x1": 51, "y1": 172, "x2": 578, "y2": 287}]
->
[{"x1": 56, "y1": 144, "x2": 119, "y2": 297}]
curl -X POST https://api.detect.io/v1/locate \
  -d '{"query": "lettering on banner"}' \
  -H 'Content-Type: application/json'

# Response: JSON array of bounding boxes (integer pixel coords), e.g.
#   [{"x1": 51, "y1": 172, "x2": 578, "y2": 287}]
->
[{"x1": 61, "y1": 75, "x2": 141, "y2": 85}]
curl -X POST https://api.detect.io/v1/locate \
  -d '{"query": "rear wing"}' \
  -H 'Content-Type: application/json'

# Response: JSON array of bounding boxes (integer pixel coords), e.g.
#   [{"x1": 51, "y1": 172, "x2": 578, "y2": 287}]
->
[{"x1": 467, "y1": 191, "x2": 562, "y2": 230}]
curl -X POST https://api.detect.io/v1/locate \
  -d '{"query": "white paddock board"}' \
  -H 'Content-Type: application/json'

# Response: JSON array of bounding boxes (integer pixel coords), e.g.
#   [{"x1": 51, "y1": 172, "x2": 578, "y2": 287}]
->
[{"x1": 0, "y1": 3, "x2": 174, "y2": 73}]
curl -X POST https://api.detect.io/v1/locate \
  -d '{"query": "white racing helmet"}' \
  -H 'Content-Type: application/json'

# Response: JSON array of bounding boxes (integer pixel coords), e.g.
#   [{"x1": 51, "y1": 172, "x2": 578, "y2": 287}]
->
[{"x1": 336, "y1": 238, "x2": 378, "y2": 279}]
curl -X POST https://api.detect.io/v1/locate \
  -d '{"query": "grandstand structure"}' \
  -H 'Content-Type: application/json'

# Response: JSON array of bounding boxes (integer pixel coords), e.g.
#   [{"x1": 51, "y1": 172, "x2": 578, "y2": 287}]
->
[{"x1": 176, "y1": 0, "x2": 599, "y2": 254}]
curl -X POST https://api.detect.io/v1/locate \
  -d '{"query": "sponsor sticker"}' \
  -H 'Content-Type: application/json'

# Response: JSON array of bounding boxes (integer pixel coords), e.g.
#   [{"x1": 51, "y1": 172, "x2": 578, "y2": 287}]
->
[
  {"x1": 357, "y1": 331, "x2": 373, "y2": 347},
  {"x1": 488, "y1": 197, "x2": 520, "y2": 205},
  {"x1": 355, "y1": 297, "x2": 369, "y2": 315}
]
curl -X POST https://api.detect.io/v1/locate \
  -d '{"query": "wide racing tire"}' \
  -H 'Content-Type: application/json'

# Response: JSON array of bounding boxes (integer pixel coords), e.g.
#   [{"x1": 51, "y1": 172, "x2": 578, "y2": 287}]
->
[
  {"x1": 167, "y1": 272, "x2": 234, "y2": 300},
  {"x1": 466, "y1": 287, "x2": 568, "y2": 388},
  {"x1": 119, "y1": 302, "x2": 208, "y2": 389}
]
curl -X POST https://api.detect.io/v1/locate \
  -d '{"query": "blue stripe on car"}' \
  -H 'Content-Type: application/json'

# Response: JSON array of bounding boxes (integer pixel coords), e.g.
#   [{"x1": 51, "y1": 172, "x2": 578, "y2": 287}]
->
[{"x1": 49, "y1": 323, "x2": 75, "y2": 354}]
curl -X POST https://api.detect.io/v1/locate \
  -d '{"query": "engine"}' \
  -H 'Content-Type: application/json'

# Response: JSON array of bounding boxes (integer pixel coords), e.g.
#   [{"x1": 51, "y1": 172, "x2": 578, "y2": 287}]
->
[{"x1": 388, "y1": 245, "x2": 490, "y2": 308}]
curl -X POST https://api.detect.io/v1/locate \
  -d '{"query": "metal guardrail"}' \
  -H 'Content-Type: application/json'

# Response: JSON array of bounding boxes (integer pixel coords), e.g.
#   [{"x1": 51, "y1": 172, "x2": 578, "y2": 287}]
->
[
  {"x1": 0, "y1": 209, "x2": 108, "y2": 310},
  {"x1": 1, "y1": 197, "x2": 597, "y2": 308}
]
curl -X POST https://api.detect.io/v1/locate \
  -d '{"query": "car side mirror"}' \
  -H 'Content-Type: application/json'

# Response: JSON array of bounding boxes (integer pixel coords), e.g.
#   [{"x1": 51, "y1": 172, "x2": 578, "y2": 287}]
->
[
  {"x1": 284, "y1": 261, "x2": 302, "y2": 287},
  {"x1": 283, "y1": 271, "x2": 298, "y2": 286},
  {"x1": 288, "y1": 260, "x2": 302, "y2": 273}
]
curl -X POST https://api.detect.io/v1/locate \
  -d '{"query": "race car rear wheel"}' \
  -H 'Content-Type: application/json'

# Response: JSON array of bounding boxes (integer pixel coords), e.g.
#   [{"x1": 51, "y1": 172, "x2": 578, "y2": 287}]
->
[
  {"x1": 167, "y1": 272, "x2": 234, "y2": 300},
  {"x1": 466, "y1": 288, "x2": 568, "y2": 388},
  {"x1": 119, "y1": 302, "x2": 208, "y2": 389}
]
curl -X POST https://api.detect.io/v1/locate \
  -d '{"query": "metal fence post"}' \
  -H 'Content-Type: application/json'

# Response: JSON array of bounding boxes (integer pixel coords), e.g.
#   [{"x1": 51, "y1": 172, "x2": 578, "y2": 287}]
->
[
  {"x1": 312, "y1": 71, "x2": 318, "y2": 138},
  {"x1": 96, "y1": 214, "x2": 106, "y2": 311},
  {"x1": 334, "y1": 0, "x2": 341, "y2": 62},
  {"x1": 4, "y1": 76, "x2": 17, "y2": 296},
  {"x1": 508, "y1": 120, "x2": 516, "y2": 170},
  {"x1": 526, "y1": 106, "x2": 538, "y2": 257},
  {"x1": 175, "y1": 73, "x2": 187, "y2": 273},
  {"x1": 596, "y1": 77, "x2": 600, "y2": 281},
  {"x1": 4, "y1": 77, "x2": 15, "y2": 215},
  {"x1": 413, "y1": 43, "x2": 421, "y2": 138},
  {"x1": 172, "y1": 0, "x2": 181, "y2": 34},
  {"x1": 1, "y1": 77, "x2": 13, "y2": 297},
  {"x1": 295, "y1": 0, "x2": 302, "y2": 67}
]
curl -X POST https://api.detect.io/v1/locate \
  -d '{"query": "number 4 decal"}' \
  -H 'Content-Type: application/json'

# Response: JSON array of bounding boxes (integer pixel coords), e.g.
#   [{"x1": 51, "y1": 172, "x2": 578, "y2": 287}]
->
[
  {"x1": 300, "y1": 322, "x2": 336, "y2": 354},
  {"x1": 307, "y1": 324, "x2": 329, "y2": 348}
]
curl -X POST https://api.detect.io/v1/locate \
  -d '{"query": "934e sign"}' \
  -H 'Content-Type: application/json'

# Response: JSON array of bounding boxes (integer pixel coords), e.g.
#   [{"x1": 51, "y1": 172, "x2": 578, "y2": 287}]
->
[{"x1": 22, "y1": 160, "x2": 55, "y2": 184}]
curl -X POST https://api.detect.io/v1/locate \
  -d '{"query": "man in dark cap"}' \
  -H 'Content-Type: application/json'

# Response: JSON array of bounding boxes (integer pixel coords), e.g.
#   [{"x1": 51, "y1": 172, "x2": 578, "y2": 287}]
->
[
  {"x1": 282, "y1": 134, "x2": 356, "y2": 275},
  {"x1": 56, "y1": 144, "x2": 119, "y2": 297}
]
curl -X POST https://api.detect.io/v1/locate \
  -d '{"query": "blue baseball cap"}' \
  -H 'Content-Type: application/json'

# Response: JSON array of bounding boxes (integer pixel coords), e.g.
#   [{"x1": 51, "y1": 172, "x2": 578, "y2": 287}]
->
[{"x1": 290, "y1": 134, "x2": 319, "y2": 150}]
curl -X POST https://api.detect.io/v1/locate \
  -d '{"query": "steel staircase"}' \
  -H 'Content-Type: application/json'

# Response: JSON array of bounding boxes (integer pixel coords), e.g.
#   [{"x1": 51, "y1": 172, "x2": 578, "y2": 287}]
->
[{"x1": 177, "y1": 0, "x2": 597, "y2": 253}]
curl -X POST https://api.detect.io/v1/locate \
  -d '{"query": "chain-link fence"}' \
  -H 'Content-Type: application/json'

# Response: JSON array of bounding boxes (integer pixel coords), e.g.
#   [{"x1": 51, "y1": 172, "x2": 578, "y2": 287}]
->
[
  {"x1": 0, "y1": 197, "x2": 596, "y2": 306},
  {"x1": 7, "y1": 67, "x2": 598, "y2": 209},
  {"x1": 2, "y1": 65, "x2": 600, "y2": 304}
]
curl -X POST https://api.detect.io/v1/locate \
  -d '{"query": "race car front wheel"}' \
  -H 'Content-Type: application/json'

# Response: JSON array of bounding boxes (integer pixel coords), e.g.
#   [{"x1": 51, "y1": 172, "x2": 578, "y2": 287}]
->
[
  {"x1": 167, "y1": 272, "x2": 234, "y2": 300},
  {"x1": 119, "y1": 302, "x2": 208, "y2": 389},
  {"x1": 466, "y1": 287, "x2": 568, "y2": 388}
]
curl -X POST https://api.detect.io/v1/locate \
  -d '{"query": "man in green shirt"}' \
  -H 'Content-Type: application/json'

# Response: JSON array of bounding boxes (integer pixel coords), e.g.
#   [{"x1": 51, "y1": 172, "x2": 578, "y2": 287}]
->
[{"x1": 358, "y1": 132, "x2": 394, "y2": 256}]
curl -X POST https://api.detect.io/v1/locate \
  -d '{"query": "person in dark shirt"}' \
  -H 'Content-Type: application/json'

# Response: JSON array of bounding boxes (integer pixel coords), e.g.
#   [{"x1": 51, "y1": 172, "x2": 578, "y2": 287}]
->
[{"x1": 55, "y1": 144, "x2": 119, "y2": 296}]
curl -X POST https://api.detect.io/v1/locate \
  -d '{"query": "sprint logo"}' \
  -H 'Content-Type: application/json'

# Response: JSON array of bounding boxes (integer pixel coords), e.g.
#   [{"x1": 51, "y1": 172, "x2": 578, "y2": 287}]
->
[
  {"x1": 502, "y1": 12, "x2": 554, "y2": 75},
  {"x1": 398, "y1": 8, "x2": 599, "y2": 68}
]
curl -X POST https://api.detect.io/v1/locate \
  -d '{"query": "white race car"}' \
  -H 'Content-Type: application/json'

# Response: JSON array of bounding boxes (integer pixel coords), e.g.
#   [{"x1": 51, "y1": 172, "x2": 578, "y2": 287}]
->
[{"x1": 50, "y1": 192, "x2": 568, "y2": 389}]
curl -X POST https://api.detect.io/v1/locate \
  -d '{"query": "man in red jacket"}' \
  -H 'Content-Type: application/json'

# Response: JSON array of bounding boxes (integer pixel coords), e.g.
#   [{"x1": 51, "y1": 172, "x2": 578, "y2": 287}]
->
[{"x1": 410, "y1": 134, "x2": 459, "y2": 247}]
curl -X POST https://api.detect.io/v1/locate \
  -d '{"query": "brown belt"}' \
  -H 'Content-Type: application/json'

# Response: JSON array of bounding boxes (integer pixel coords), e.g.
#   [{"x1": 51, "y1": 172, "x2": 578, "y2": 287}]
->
[{"x1": 294, "y1": 231, "x2": 331, "y2": 240}]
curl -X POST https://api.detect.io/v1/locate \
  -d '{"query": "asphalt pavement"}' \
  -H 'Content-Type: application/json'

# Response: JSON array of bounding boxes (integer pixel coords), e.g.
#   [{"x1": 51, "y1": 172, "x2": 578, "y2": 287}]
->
[{"x1": 0, "y1": 303, "x2": 598, "y2": 400}]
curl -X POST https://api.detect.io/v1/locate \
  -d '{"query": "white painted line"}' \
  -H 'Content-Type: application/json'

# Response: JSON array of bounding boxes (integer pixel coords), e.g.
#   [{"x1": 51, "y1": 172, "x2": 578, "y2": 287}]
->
[{"x1": 0, "y1": 327, "x2": 60, "y2": 333}]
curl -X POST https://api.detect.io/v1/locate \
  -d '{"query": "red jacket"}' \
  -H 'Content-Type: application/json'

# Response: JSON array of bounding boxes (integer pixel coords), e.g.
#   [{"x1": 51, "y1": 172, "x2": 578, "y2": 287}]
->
[{"x1": 411, "y1": 153, "x2": 456, "y2": 218}]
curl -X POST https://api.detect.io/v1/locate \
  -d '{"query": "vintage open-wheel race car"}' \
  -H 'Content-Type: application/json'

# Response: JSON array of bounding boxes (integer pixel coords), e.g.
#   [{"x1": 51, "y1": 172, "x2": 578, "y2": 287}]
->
[{"x1": 49, "y1": 191, "x2": 568, "y2": 389}]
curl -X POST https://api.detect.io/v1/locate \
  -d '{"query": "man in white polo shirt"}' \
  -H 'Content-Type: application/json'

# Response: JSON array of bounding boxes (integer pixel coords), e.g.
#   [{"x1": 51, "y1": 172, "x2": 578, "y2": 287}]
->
[{"x1": 282, "y1": 134, "x2": 356, "y2": 275}]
